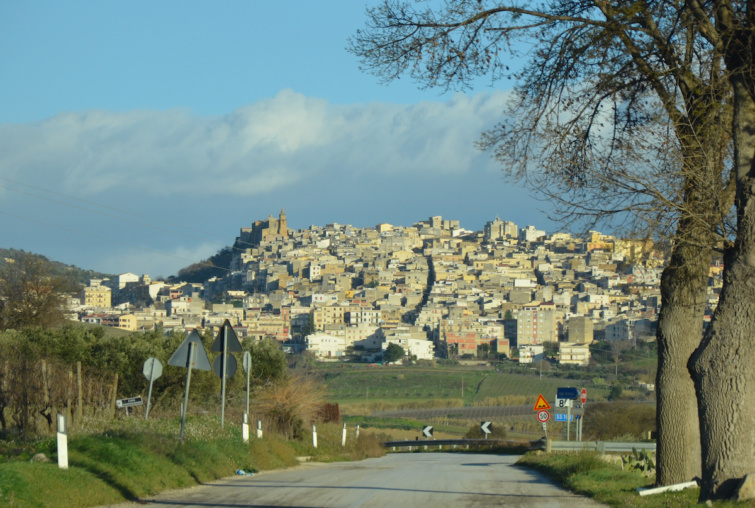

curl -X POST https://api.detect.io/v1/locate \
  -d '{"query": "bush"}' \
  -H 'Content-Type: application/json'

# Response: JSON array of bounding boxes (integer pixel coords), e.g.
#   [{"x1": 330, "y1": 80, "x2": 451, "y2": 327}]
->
[{"x1": 583, "y1": 401, "x2": 655, "y2": 441}]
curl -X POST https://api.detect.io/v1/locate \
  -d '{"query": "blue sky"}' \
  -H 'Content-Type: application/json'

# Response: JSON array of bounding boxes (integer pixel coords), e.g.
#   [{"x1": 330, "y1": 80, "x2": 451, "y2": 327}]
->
[{"x1": 0, "y1": 1, "x2": 554, "y2": 277}]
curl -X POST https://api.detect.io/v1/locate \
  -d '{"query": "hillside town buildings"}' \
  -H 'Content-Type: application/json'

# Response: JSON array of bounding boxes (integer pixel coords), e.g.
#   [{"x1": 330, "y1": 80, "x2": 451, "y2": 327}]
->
[{"x1": 71, "y1": 211, "x2": 721, "y2": 366}]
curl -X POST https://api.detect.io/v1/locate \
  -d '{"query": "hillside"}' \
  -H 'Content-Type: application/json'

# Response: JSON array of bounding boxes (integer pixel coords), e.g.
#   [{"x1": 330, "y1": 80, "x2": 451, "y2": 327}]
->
[
  {"x1": 170, "y1": 245, "x2": 234, "y2": 283},
  {"x1": 0, "y1": 248, "x2": 113, "y2": 284}
]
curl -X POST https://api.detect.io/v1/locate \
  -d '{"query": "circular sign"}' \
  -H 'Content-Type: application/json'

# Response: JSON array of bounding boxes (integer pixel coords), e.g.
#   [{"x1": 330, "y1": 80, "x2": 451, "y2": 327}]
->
[
  {"x1": 537, "y1": 410, "x2": 550, "y2": 423},
  {"x1": 143, "y1": 357, "x2": 163, "y2": 381},
  {"x1": 581, "y1": 388, "x2": 587, "y2": 404}
]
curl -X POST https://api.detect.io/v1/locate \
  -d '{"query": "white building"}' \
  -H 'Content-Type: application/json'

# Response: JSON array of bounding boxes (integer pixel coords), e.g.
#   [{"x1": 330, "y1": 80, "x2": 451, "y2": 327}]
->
[{"x1": 305, "y1": 332, "x2": 346, "y2": 358}]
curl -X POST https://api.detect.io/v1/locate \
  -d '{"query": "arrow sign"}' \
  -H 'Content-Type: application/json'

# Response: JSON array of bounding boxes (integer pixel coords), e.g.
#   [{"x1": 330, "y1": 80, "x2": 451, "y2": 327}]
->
[
  {"x1": 581, "y1": 387, "x2": 587, "y2": 404},
  {"x1": 422, "y1": 425, "x2": 434, "y2": 438},
  {"x1": 533, "y1": 394, "x2": 552, "y2": 410},
  {"x1": 481, "y1": 421, "x2": 492, "y2": 435},
  {"x1": 168, "y1": 330, "x2": 212, "y2": 371}
]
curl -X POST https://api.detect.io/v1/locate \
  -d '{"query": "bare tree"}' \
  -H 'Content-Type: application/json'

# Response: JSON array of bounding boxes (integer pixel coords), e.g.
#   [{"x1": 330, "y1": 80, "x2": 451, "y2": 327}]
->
[
  {"x1": 350, "y1": 0, "x2": 732, "y2": 488},
  {"x1": 0, "y1": 252, "x2": 78, "y2": 331}
]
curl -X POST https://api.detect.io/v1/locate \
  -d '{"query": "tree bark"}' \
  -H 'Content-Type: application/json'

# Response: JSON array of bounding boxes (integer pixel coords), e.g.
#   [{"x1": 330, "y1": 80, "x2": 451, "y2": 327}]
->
[
  {"x1": 655, "y1": 236, "x2": 709, "y2": 484},
  {"x1": 690, "y1": 75, "x2": 755, "y2": 500}
]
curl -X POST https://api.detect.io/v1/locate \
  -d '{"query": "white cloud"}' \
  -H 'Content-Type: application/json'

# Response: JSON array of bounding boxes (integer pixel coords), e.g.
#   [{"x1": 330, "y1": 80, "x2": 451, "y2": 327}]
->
[{"x1": 0, "y1": 89, "x2": 513, "y2": 197}]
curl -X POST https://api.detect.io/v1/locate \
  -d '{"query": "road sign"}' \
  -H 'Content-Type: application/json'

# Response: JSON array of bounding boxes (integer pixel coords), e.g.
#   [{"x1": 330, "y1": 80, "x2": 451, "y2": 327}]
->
[
  {"x1": 243, "y1": 351, "x2": 252, "y2": 373},
  {"x1": 542, "y1": 422, "x2": 547, "y2": 431},
  {"x1": 168, "y1": 330, "x2": 212, "y2": 371},
  {"x1": 143, "y1": 357, "x2": 163, "y2": 381},
  {"x1": 557, "y1": 387, "x2": 579, "y2": 400},
  {"x1": 116, "y1": 397, "x2": 143, "y2": 408},
  {"x1": 555, "y1": 397, "x2": 573, "y2": 409},
  {"x1": 555, "y1": 413, "x2": 576, "y2": 422},
  {"x1": 533, "y1": 394, "x2": 552, "y2": 410},
  {"x1": 481, "y1": 421, "x2": 492, "y2": 435},
  {"x1": 422, "y1": 425, "x2": 434, "y2": 438},
  {"x1": 213, "y1": 353, "x2": 237, "y2": 378},
  {"x1": 211, "y1": 320, "x2": 243, "y2": 352},
  {"x1": 537, "y1": 410, "x2": 550, "y2": 423},
  {"x1": 581, "y1": 388, "x2": 587, "y2": 404}
]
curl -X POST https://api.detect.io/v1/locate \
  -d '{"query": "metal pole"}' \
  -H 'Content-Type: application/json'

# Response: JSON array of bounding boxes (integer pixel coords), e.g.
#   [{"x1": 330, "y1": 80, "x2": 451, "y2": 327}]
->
[
  {"x1": 221, "y1": 325, "x2": 228, "y2": 429},
  {"x1": 567, "y1": 403, "x2": 571, "y2": 441},
  {"x1": 246, "y1": 353, "x2": 251, "y2": 415},
  {"x1": 180, "y1": 342, "x2": 195, "y2": 442},
  {"x1": 145, "y1": 360, "x2": 155, "y2": 420}
]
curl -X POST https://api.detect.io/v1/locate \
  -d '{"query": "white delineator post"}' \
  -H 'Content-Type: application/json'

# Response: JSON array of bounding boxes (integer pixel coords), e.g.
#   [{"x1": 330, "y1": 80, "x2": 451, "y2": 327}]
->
[
  {"x1": 257, "y1": 420, "x2": 263, "y2": 439},
  {"x1": 57, "y1": 413, "x2": 68, "y2": 470},
  {"x1": 242, "y1": 413, "x2": 249, "y2": 443},
  {"x1": 342, "y1": 423, "x2": 347, "y2": 447},
  {"x1": 356, "y1": 424, "x2": 360, "y2": 439},
  {"x1": 313, "y1": 425, "x2": 318, "y2": 448}
]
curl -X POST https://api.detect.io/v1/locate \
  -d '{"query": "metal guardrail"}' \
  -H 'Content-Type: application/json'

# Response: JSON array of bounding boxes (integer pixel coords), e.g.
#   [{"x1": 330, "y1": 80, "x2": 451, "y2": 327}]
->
[
  {"x1": 384, "y1": 439, "x2": 523, "y2": 451},
  {"x1": 543, "y1": 440, "x2": 656, "y2": 453},
  {"x1": 383, "y1": 438, "x2": 656, "y2": 454}
]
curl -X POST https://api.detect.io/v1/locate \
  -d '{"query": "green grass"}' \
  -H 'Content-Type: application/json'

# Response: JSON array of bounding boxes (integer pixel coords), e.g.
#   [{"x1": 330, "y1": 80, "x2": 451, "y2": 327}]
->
[
  {"x1": 0, "y1": 416, "x2": 385, "y2": 507},
  {"x1": 322, "y1": 365, "x2": 614, "y2": 407},
  {"x1": 517, "y1": 451, "x2": 752, "y2": 507}
]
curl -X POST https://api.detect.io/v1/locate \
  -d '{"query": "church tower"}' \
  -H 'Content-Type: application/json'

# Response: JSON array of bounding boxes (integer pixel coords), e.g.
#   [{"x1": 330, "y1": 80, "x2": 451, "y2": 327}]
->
[{"x1": 278, "y1": 208, "x2": 287, "y2": 236}]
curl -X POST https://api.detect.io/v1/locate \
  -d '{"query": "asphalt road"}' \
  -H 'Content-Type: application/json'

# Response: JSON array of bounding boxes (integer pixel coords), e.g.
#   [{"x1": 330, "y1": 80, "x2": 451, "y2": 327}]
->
[{"x1": 103, "y1": 453, "x2": 605, "y2": 508}]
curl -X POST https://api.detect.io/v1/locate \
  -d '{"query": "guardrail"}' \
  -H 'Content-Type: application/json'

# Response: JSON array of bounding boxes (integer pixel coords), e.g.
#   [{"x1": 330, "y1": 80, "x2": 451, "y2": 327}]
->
[
  {"x1": 384, "y1": 439, "x2": 526, "y2": 451},
  {"x1": 544, "y1": 440, "x2": 656, "y2": 453},
  {"x1": 383, "y1": 438, "x2": 656, "y2": 454}
]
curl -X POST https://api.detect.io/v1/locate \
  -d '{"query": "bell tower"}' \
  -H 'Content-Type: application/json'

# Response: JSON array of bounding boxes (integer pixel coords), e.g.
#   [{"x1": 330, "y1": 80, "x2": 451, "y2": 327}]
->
[{"x1": 278, "y1": 208, "x2": 287, "y2": 236}]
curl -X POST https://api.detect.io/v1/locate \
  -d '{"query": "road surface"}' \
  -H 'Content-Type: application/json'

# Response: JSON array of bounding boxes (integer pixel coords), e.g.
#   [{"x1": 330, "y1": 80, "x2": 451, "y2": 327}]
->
[{"x1": 103, "y1": 452, "x2": 604, "y2": 507}]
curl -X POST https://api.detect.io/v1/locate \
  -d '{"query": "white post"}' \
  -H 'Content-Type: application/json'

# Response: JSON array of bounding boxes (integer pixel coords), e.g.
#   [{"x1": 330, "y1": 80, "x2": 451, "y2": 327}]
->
[
  {"x1": 57, "y1": 413, "x2": 68, "y2": 470},
  {"x1": 356, "y1": 424, "x2": 360, "y2": 439},
  {"x1": 242, "y1": 413, "x2": 249, "y2": 443},
  {"x1": 341, "y1": 423, "x2": 347, "y2": 447},
  {"x1": 313, "y1": 425, "x2": 318, "y2": 448},
  {"x1": 257, "y1": 419, "x2": 263, "y2": 439}
]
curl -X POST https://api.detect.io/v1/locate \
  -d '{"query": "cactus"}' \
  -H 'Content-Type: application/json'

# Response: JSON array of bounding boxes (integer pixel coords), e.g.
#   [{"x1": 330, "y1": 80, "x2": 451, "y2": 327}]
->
[{"x1": 621, "y1": 447, "x2": 656, "y2": 475}]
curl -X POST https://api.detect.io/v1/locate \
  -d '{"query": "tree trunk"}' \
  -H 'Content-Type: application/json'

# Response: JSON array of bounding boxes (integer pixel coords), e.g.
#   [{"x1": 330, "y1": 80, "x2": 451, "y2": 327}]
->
[
  {"x1": 655, "y1": 235, "x2": 709, "y2": 485},
  {"x1": 690, "y1": 76, "x2": 755, "y2": 500}
]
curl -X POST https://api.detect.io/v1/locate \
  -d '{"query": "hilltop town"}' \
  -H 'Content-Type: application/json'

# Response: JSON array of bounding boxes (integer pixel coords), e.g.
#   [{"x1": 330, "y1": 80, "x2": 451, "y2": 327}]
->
[{"x1": 75, "y1": 210, "x2": 723, "y2": 367}]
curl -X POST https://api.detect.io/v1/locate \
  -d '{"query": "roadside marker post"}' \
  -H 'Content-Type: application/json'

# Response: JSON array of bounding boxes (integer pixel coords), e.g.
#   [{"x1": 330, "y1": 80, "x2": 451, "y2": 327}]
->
[
  {"x1": 57, "y1": 413, "x2": 68, "y2": 470},
  {"x1": 313, "y1": 425, "x2": 318, "y2": 448}
]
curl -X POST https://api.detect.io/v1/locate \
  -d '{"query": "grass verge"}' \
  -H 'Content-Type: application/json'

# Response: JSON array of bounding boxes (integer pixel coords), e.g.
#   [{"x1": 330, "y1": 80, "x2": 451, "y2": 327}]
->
[
  {"x1": 517, "y1": 451, "x2": 753, "y2": 507},
  {"x1": 0, "y1": 416, "x2": 385, "y2": 508}
]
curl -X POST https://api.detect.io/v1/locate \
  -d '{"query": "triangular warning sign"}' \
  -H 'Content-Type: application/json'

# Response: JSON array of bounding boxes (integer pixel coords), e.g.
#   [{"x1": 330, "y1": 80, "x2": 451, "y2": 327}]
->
[{"x1": 533, "y1": 394, "x2": 552, "y2": 411}]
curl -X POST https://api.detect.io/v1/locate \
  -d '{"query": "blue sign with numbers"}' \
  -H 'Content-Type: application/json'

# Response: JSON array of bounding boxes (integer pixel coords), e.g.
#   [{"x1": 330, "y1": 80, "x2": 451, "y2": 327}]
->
[{"x1": 554, "y1": 413, "x2": 580, "y2": 421}]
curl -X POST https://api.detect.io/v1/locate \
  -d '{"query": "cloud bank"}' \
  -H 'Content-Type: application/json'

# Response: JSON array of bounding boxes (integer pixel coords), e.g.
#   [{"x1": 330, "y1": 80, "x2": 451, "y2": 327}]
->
[{"x1": 0, "y1": 89, "x2": 551, "y2": 275}]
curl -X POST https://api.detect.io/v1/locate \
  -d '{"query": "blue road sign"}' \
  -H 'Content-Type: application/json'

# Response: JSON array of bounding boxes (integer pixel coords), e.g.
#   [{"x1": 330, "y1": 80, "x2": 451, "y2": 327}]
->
[
  {"x1": 554, "y1": 413, "x2": 580, "y2": 422},
  {"x1": 557, "y1": 387, "x2": 579, "y2": 400}
]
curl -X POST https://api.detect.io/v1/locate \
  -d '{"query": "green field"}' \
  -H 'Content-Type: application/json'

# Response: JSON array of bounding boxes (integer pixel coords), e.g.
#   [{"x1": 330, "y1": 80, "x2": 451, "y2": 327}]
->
[{"x1": 320, "y1": 365, "x2": 612, "y2": 407}]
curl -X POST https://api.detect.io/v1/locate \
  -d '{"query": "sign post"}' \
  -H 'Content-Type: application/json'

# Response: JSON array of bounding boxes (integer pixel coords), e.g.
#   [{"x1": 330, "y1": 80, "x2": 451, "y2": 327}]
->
[
  {"x1": 168, "y1": 330, "x2": 212, "y2": 442},
  {"x1": 556, "y1": 387, "x2": 579, "y2": 441},
  {"x1": 211, "y1": 321, "x2": 242, "y2": 429},
  {"x1": 142, "y1": 357, "x2": 163, "y2": 420}
]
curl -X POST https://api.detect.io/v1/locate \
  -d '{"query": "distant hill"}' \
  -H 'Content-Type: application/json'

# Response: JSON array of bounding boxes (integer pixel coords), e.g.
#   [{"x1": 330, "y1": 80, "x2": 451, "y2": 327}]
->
[
  {"x1": 0, "y1": 248, "x2": 114, "y2": 284},
  {"x1": 170, "y1": 246, "x2": 234, "y2": 283}
]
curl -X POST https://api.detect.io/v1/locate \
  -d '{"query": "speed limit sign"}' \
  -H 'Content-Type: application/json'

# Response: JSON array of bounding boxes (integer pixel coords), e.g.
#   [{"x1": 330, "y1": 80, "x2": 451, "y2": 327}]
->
[{"x1": 537, "y1": 410, "x2": 550, "y2": 423}]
